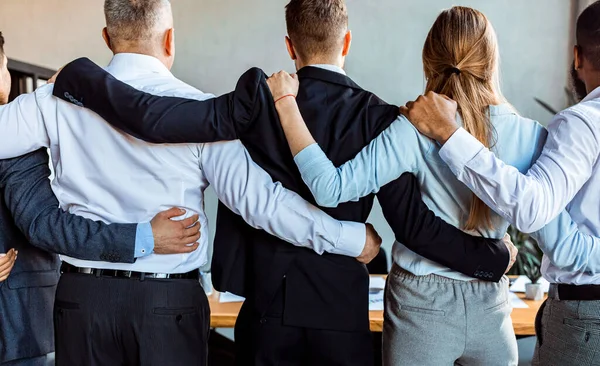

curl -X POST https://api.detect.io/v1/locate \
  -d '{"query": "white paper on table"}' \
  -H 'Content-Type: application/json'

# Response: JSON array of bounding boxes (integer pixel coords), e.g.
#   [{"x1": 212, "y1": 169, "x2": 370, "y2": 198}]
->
[
  {"x1": 508, "y1": 292, "x2": 529, "y2": 309},
  {"x1": 369, "y1": 290, "x2": 384, "y2": 311},
  {"x1": 509, "y1": 275, "x2": 550, "y2": 293},
  {"x1": 219, "y1": 292, "x2": 246, "y2": 303},
  {"x1": 369, "y1": 275, "x2": 386, "y2": 292}
]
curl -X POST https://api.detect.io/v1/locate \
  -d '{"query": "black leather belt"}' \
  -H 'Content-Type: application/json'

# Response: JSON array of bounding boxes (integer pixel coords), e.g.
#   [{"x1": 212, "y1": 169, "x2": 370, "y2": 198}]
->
[
  {"x1": 60, "y1": 262, "x2": 199, "y2": 281},
  {"x1": 550, "y1": 283, "x2": 600, "y2": 301}
]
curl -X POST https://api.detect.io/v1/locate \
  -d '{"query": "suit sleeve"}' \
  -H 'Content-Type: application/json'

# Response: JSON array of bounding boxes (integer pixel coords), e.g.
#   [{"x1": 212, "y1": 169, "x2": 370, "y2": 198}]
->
[
  {"x1": 52, "y1": 58, "x2": 263, "y2": 144},
  {"x1": 376, "y1": 173, "x2": 509, "y2": 282},
  {"x1": 0, "y1": 149, "x2": 138, "y2": 263}
]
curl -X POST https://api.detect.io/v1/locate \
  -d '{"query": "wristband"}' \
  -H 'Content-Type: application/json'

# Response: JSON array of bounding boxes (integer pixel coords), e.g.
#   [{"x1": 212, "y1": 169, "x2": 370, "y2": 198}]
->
[{"x1": 274, "y1": 94, "x2": 296, "y2": 104}]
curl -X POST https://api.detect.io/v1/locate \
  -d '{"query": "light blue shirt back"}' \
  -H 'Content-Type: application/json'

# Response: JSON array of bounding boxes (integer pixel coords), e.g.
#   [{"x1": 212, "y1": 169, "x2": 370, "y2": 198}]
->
[{"x1": 295, "y1": 104, "x2": 599, "y2": 280}]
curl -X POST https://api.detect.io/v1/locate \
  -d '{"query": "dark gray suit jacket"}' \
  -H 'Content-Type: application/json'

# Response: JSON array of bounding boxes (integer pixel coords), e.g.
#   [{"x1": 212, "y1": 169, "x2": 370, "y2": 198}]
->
[{"x1": 0, "y1": 149, "x2": 138, "y2": 362}]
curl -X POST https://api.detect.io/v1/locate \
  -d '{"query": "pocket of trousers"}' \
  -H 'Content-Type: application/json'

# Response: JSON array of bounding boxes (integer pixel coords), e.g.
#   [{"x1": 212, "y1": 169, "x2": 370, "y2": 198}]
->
[
  {"x1": 563, "y1": 317, "x2": 600, "y2": 335},
  {"x1": 153, "y1": 307, "x2": 197, "y2": 316},
  {"x1": 399, "y1": 304, "x2": 445, "y2": 316},
  {"x1": 484, "y1": 299, "x2": 509, "y2": 314}
]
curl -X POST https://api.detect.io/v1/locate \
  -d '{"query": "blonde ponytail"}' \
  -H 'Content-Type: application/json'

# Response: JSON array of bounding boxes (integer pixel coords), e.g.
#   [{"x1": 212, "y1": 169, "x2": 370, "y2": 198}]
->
[{"x1": 422, "y1": 6, "x2": 506, "y2": 231}]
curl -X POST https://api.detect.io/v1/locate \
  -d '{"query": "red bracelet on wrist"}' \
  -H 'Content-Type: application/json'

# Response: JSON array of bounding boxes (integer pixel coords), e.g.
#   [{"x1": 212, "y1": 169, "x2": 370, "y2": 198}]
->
[{"x1": 274, "y1": 94, "x2": 296, "y2": 104}]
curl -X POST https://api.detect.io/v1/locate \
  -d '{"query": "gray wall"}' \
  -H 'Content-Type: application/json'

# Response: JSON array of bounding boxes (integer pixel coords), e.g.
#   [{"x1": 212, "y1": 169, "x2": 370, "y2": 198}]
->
[{"x1": 0, "y1": 0, "x2": 574, "y2": 268}]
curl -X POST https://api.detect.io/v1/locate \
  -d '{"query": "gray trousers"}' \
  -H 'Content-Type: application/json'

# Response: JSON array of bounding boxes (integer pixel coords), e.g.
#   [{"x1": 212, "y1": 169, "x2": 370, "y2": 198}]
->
[
  {"x1": 533, "y1": 297, "x2": 600, "y2": 366},
  {"x1": 383, "y1": 265, "x2": 517, "y2": 366}
]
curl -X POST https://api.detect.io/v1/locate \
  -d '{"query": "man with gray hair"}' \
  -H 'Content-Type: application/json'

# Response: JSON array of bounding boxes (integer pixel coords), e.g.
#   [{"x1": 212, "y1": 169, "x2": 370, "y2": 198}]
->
[{"x1": 0, "y1": 1, "x2": 381, "y2": 365}]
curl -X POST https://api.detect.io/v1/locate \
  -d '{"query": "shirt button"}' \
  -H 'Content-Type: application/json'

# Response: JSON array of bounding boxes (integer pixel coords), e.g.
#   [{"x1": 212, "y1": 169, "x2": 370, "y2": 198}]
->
[
  {"x1": 259, "y1": 318, "x2": 267, "y2": 325},
  {"x1": 141, "y1": 249, "x2": 146, "y2": 254}
]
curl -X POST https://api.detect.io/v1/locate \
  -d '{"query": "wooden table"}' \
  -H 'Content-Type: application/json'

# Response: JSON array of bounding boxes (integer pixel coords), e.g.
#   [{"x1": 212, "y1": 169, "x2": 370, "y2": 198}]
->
[{"x1": 209, "y1": 278, "x2": 545, "y2": 336}]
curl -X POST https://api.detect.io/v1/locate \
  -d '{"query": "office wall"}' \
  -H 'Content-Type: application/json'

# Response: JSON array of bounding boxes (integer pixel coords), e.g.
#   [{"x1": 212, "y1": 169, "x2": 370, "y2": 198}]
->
[{"x1": 0, "y1": 0, "x2": 574, "y2": 268}]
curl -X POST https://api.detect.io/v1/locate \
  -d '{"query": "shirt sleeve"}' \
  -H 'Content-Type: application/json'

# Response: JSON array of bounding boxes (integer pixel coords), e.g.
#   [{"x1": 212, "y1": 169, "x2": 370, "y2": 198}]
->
[
  {"x1": 293, "y1": 116, "x2": 421, "y2": 207},
  {"x1": 0, "y1": 88, "x2": 50, "y2": 159},
  {"x1": 439, "y1": 110, "x2": 600, "y2": 233},
  {"x1": 134, "y1": 222, "x2": 155, "y2": 257},
  {"x1": 0, "y1": 149, "x2": 138, "y2": 263},
  {"x1": 201, "y1": 140, "x2": 366, "y2": 257},
  {"x1": 531, "y1": 210, "x2": 600, "y2": 274}
]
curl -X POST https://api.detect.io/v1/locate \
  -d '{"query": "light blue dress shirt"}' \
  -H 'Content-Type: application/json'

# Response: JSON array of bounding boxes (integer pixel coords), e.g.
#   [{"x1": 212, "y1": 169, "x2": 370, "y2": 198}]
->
[
  {"x1": 135, "y1": 223, "x2": 154, "y2": 257},
  {"x1": 294, "y1": 104, "x2": 600, "y2": 280}
]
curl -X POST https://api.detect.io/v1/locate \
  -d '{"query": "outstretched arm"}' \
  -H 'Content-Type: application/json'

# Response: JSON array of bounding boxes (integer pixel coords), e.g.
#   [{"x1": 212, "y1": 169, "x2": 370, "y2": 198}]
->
[
  {"x1": 52, "y1": 58, "x2": 265, "y2": 144},
  {"x1": 404, "y1": 92, "x2": 600, "y2": 233},
  {"x1": 532, "y1": 210, "x2": 600, "y2": 274},
  {"x1": 377, "y1": 173, "x2": 511, "y2": 282},
  {"x1": 201, "y1": 140, "x2": 379, "y2": 261},
  {"x1": 267, "y1": 72, "x2": 419, "y2": 208},
  {"x1": 0, "y1": 149, "x2": 202, "y2": 261}
]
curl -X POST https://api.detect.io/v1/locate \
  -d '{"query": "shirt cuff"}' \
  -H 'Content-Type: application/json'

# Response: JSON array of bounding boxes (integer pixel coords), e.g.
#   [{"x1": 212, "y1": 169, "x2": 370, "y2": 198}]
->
[
  {"x1": 328, "y1": 221, "x2": 366, "y2": 258},
  {"x1": 438, "y1": 128, "x2": 486, "y2": 176},
  {"x1": 134, "y1": 222, "x2": 155, "y2": 258}
]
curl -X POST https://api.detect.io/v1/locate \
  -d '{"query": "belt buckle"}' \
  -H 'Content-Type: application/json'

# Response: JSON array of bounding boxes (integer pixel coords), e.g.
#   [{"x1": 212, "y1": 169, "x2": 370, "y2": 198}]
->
[
  {"x1": 79, "y1": 267, "x2": 94, "y2": 275},
  {"x1": 154, "y1": 273, "x2": 169, "y2": 279}
]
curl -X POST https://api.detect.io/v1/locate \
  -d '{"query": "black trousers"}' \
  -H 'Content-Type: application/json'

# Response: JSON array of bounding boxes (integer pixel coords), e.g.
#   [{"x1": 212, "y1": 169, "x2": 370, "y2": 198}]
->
[
  {"x1": 54, "y1": 272, "x2": 209, "y2": 366},
  {"x1": 234, "y1": 285, "x2": 373, "y2": 366}
]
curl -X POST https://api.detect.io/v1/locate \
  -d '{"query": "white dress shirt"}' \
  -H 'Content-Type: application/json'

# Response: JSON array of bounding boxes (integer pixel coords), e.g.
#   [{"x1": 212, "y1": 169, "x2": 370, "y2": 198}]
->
[
  {"x1": 0, "y1": 53, "x2": 365, "y2": 274},
  {"x1": 439, "y1": 87, "x2": 600, "y2": 285}
]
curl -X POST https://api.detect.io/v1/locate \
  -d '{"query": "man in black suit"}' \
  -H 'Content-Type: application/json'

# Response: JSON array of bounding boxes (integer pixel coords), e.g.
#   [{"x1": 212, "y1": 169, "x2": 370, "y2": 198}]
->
[
  {"x1": 0, "y1": 32, "x2": 202, "y2": 366},
  {"x1": 50, "y1": 2, "x2": 514, "y2": 365}
]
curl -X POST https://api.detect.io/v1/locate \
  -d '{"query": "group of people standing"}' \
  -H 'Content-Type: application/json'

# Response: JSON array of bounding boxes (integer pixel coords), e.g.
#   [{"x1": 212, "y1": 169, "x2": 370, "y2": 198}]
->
[{"x1": 0, "y1": 0, "x2": 599, "y2": 365}]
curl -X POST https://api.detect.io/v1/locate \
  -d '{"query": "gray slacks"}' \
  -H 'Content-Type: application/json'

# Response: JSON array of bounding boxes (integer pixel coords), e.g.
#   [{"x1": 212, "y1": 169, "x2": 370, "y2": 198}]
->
[
  {"x1": 383, "y1": 265, "x2": 517, "y2": 366},
  {"x1": 533, "y1": 297, "x2": 600, "y2": 366}
]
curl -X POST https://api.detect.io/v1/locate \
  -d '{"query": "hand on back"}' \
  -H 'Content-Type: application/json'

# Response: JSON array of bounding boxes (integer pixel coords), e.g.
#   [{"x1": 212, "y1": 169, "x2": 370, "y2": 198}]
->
[
  {"x1": 0, "y1": 248, "x2": 17, "y2": 282},
  {"x1": 267, "y1": 70, "x2": 299, "y2": 102},
  {"x1": 400, "y1": 91, "x2": 460, "y2": 144},
  {"x1": 357, "y1": 223, "x2": 382, "y2": 264},
  {"x1": 150, "y1": 208, "x2": 201, "y2": 255}
]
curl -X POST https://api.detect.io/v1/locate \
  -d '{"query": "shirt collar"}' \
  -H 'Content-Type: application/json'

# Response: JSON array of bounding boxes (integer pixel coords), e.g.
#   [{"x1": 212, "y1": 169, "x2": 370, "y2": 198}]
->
[
  {"x1": 308, "y1": 64, "x2": 346, "y2": 75},
  {"x1": 582, "y1": 85, "x2": 600, "y2": 103},
  {"x1": 489, "y1": 103, "x2": 516, "y2": 116},
  {"x1": 106, "y1": 53, "x2": 173, "y2": 78}
]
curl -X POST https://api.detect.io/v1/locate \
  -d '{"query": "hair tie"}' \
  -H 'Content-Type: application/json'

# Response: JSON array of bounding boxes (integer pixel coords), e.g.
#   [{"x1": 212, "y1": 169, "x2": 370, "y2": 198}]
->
[{"x1": 445, "y1": 67, "x2": 461, "y2": 76}]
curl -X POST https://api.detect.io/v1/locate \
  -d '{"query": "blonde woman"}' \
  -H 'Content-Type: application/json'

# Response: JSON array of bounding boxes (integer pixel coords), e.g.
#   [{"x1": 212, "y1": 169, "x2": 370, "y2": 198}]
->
[{"x1": 267, "y1": 6, "x2": 600, "y2": 365}]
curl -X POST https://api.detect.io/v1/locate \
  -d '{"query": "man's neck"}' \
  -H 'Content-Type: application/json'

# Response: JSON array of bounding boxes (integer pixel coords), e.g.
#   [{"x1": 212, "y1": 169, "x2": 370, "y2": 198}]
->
[
  {"x1": 585, "y1": 72, "x2": 600, "y2": 96},
  {"x1": 296, "y1": 57, "x2": 343, "y2": 71},
  {"x1": 113, "y1": 49, "x2": 169, "y2": 69}
]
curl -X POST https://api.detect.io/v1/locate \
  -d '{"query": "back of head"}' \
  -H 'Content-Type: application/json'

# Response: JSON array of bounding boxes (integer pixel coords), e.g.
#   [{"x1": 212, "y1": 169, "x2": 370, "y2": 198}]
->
[
  {"x1": 423, "y1": 6, "x2": 505, "y2": 230},
  {"x1": 577, "y1": 1, "x2": 600, "y2": 71},
  {"x1": 285, "y1": 0, "x2": 348, "y2": 63},
  {"x1": 104, "y1": 0, "x2": 173, "y2": 56}
]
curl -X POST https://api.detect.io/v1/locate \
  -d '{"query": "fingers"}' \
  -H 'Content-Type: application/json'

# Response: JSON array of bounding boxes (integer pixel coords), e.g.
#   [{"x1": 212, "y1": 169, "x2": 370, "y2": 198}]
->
[
  {"x1": 183, "y1": 221, "x2": 200, "y2": 238},
  {"x1": 158, "y1": 207, "x2": 186, "y2": 220},
  {"x1": 179, "y1": 214, "x2": 200, "y2": 228},
  {"x1": 175, "y1": 241, "x2": 200, "y2": 254},
  {"x1": 0, "y1": 260, "x2": 15, "y2": 281},
  {"x1": 0, "y1": 250, "x2": 16, "y2": 276}
]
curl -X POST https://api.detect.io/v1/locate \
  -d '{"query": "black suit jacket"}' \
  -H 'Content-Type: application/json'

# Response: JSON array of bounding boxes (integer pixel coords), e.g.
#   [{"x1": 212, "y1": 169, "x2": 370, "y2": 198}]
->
[
  {"x1": 53, "y1": 58, "x2": 509, "y2": 331},
  {"x1": 0, "y1": 149, "x2": 137, "y2": 362}
]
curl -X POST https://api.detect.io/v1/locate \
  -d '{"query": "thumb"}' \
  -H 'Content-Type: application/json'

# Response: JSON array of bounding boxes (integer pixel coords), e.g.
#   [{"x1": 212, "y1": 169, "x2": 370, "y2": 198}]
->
[{"x1": 160, "y1": 207, "x2": 186, "y2": 219}]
